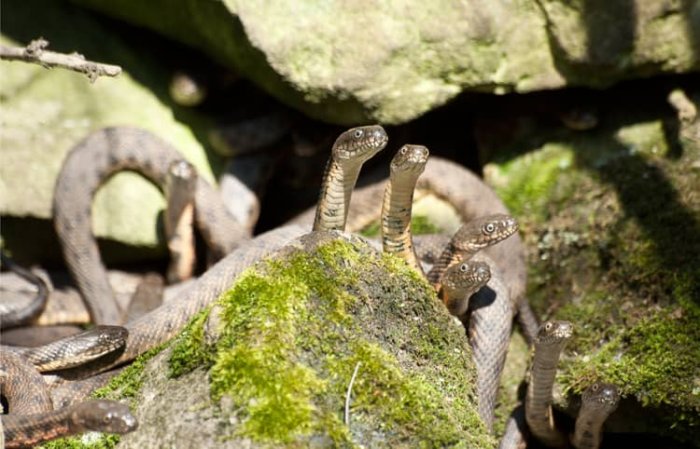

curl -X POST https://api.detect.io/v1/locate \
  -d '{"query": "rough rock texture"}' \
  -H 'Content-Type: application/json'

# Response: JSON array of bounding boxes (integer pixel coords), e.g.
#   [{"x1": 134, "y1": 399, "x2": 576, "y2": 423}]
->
[
  {"x1": 0, "y1": 0, "x2": 218, "y2": 255},
  {"x1": 43, "y1": 234, "x2": 493, "y2": 449},
  {"x1": 71, "y1": 0, "x2": 700, "y2": 124},
  {"x1": 477, "y1": 84, "x2": 700, "y2": 445}
]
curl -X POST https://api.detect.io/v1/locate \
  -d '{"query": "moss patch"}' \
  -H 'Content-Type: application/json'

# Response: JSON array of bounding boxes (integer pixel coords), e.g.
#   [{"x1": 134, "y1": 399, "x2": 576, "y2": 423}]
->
[
  {"x1": 168, "y1": 236, "x2": 492, "y2": 448},
  {"x1": 482, "y1": 99, "x2": 700, "y2": 443}
]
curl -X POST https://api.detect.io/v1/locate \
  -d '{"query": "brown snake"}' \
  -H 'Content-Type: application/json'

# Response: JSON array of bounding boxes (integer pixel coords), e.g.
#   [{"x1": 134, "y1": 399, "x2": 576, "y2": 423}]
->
[
  {"x1": 2, "y1": 399, "x2": 137, "y2": 449},
  {"x1": 381, "y1": 144, "x2": 430, "y2": 275},
  {"x1": 312, "y1": 125, "x2": 388, "y2": 231},
  {"x1": 525, "y1": 320, "x2": 573, "y2": 447},
  {"x1": 164, "y1": 159, "x2": 198, "y2": 284},
  {"x1": 572, "y1": 382, "x2": 620, "y2": 449},
  {"x1": 53, "y1": 126, "x2": 250, "y2": 325},
  {"x1": 0, "y1": 252, "x2": 49, "y2": 329}
]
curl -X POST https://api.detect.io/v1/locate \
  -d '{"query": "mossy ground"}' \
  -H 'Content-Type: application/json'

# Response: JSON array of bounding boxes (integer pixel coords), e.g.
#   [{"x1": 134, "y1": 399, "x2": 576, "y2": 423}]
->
[
  {"x1": 481, "y1": 88, "x2": 700, "y2": 444},
  {"x1": 167, "y1": 236, "x2": 492, "y2": 448}
]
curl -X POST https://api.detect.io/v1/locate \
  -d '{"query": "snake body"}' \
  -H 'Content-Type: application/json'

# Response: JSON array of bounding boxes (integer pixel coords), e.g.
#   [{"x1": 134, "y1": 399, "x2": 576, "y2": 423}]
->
[
  {"x1": 3, "y1": 399, "x2": 137, "y2": 449},
  {"x1": 164, "y1": 160, "x2": 198, "y2": 283},
  {"x1": 53, "y1": 126, "x2": 249, "y2": 324},
  {"x1": 381, "y1": 144, "x2": 429, "y2": 274},
  {"x1": 525, "y1": 320, "x2": 573, "y2": 447},
  {"x1": 3, "y1": 325, "x2": 127, "y2": 372},
  {"x1": 0, "y1": 252, "x2": 49, "y2": 329},
  {"x1": 312, "y1": 125, "x2": 388, "y2": 231},
  {"x1": 1, "y1": 351, "x2": 53, "y2": 415},
  {"x1": 571, "y1": 382, "x2": 620, "y2": 449}
]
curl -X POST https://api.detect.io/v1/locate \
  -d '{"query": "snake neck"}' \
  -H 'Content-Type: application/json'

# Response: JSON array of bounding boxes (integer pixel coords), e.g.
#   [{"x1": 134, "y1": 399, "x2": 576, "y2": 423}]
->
[
  {"x1": 3, "y1": 408, "x2": 75, "y2": 449},
  {"x1": 381, "y1": 172, "x2": 423, "y2": 275},
  {"x1": 572, "y1": 412, "x2": 605, "y2": 449},
  {"x1": 313, "y1": 158, "x2": 362, "y2": 232},
  {"x1": 525, "y1": 342, "x2": 568, "y2": 447}
]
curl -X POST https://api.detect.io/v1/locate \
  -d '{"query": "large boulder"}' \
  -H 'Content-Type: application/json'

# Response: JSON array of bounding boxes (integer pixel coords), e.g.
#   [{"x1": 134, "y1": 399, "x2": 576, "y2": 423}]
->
[
  {"x1": 0, "y1": 0, "x2": 221, "y2": 260},
  {"x1": 478, "y1": 86, "x2": 700, "y2": 444},
  {"x1": 70, "y1": 0, "x2": 700, "y2": 124},
  {"x1": 45, "y1": 234, "x2": 493, "y2": 448}
]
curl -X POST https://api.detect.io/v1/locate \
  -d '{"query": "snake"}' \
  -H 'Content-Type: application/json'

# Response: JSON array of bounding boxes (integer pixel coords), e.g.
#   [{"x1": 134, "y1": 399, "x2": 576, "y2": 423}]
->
[
  {"x1": 2, "y1": 325, "x2": 128, "y2": 372},
  {"x1": 0, "y1": 252, "x2": 49, "y2": 329},
  {"x1": 380, "y1": 144, "x2": 430, "y2": 275},
  {"x1": 571, "y1": 382, "x2": 620, "y2": 449},
  {"x1": 2, "y1": 399, "x2": 138, "y2": 449},
  {"x1": 525, "y1": 320, "x2": 573, "y2": 447},
  {"x1": 164, "y1": 159, "x2": 198, "y2": 284},
  {"x1": 53, "y1": 126, "x2": 250, "y2": 325},
  {"x1": 312, "y1": 125, "x2": 389, "y2": 231},
  {"x1": 440, "y1": 259, "x2": 491, "y2": 317}
]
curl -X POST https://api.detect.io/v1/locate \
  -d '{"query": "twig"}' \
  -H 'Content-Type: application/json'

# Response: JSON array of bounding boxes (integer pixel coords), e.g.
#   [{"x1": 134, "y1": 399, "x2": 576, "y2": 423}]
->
[
  {"x1": 0, "y1": 37, "x2": 121, "y2": 82},
  {"x1": 344, "y1": 362, "x2": 362, "y2": 426}
]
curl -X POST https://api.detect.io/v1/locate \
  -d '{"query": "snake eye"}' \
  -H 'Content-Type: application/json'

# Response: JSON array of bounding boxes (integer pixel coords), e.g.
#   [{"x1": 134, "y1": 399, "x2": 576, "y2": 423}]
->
[
  {"x1": 353, "y1": 129, "x2": 363, "y2": 139},
  {"x1": 460, "y1": 263, "x2": 468, "y2": 272},
  {"x1": 544, "y1": 322, "x2": 553, "y2": 331},
  {"x1": 400, "y1": 147, "x2": 407, "y2": 154},
  {"x1": 484, "y1": 223, "x2": 496, "y2": 233}
]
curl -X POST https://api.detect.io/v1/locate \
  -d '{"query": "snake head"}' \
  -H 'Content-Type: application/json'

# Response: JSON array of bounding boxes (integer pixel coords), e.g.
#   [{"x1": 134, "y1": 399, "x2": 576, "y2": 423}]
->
[
  {"x1": 390, "y1": 144, "x2": 429, "y2": 175},
  {"x1": 536, "y1": 320, "x2": 573, "y2": 345},
  {"x1": 167, "y1": 159, "x2": 196, "y2": 181},
  {"x1": 332, "y1": 125, "x2": 388, "y2": 162},
  {"x1": 452, "y1": 214, "x2": 519, "y2": 253},
  {"x1": 442, "y1": 260, "x2": 491, "y2": 315},
  {"x1": 75, "y1": 400, "x2": 139, "y2": 434},
  {"x1": 582, "y1": 382, "x2": 620, "y2": 412}
]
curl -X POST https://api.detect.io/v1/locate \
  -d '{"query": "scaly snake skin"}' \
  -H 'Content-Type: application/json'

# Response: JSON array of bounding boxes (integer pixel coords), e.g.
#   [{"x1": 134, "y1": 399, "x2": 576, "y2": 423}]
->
[
  {"x1": 53, "y1": 127, "x2": 249, "y2": 324},
  {"x1": 3, "y1": 325, "x2": 127, "y2": 372},
  {"x1": 381, "y1": 144, "x2": 429, "y2": 275},
  {"x1": 313, "y1": 125, "x2": 388, "y2": 231},
  {"x1": 0, "y1": 252, "x2": 49, "y2": 329},
  {"x1": 525, "y1": 320, "x2": 573, "y2": 447},
  {"x1": 572, "y1": 382, "x2": 620, "y2": 449},
  {"x1": 440, "y1": 260, "x2": 491, "y2": 317},
  {"x1": 164, "y1": 160, "x2": 198, "y2": 284}
]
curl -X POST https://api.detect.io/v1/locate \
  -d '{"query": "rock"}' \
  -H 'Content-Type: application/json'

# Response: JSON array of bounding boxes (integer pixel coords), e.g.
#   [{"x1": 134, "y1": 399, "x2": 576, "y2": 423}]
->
[
  {"x1": 49, "y1": 234, "x2": 494, "y2": 448},
  {"x1": 71, "y1": 0, "x2": 699, "y2": 125},
  {"x1": 0, "y1": 0, "x2": 220, "y2": 258},
  {"x1": 479, "y1": 85, "x2": 700, "y2": 445}
]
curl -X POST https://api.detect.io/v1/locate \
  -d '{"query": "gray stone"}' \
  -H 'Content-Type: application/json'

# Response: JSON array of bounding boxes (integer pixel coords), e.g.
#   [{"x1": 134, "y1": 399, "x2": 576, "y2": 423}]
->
[{"x1": 72, "y1": 0, "x2": 699, "y2": 124}]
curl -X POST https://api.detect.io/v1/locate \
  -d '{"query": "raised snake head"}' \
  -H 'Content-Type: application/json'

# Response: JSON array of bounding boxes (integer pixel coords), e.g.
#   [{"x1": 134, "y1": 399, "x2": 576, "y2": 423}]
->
[
  {"x1": 535, "y1": 320, "x2": 574, "y2": 346},
  {"x1": 581, "y1": 382, "x2": 620, "y2": 412},
  {"x1": 452, "y1": 214, "x2": 519, "y2": 253},
  {"x1": 390, "y1": 144, "x2": 430, "y2": 176},
  {"x1": 332, "y1": 125, "x2": 388, "y2": 162}
]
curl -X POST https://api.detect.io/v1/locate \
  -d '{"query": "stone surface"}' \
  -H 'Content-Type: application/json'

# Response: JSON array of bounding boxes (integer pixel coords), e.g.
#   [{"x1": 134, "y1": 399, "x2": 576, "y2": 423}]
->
[
  {"x1": 71, "y1": 0, "x2": 699, "y2": 125},
  {"x1": 0, "y1": 0, "x2": 218, "y2": 253},
  {"x1": 44, "y1": 234, "x2": 493, "y2": 448},
  {"x1": 479, "y1": 84, "x2": 700, "y2": 445}
]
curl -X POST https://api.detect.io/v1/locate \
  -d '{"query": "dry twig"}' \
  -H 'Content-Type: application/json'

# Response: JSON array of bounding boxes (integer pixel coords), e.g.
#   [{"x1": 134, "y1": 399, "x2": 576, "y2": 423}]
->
[
  {"x1": 344, "y1": 362, "x2": 362, "y2": 426},
  {"x1": 0, "y1": 38, "x2": 121, "y2": 82}
]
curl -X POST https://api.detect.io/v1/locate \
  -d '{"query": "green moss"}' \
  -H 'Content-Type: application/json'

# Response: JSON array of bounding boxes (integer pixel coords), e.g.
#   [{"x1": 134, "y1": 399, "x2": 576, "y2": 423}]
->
[
  {"x1": 168, "y1": 308, "x2": 214, "y2": 377},
  {"x1": 169, "y1": 237, "x2": 491, "y2": 448}
]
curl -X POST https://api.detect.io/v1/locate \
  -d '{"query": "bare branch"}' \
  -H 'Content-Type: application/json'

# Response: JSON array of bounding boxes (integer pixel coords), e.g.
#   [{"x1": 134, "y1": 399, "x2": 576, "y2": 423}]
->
[
  {"x1": 344, "y1": 362, "x2": 362, "y2": 426},
  {"x1": 0, "y1": 38, "x2": 121, "y2": 82}
]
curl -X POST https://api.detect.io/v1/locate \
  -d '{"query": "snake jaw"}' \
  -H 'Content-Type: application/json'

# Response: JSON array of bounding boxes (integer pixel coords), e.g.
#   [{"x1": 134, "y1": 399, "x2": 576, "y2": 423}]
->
[
  {"x1": 75, "y1": 400, "x2": 139, "y2": 433},
  {"x1": 333, "y1": 125, "x2": 388, "y2": 161}
]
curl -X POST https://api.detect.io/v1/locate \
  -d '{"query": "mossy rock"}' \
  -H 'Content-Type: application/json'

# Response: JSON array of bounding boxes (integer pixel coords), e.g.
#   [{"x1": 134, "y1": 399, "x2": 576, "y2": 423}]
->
[
  {"x1": 70, "y1": 0, "x2": 699, "y2": 125},
  {"x1": 0, "y1": 0, "x2": 219, "y2": 261},
  {"x1": 480, "y1": 89, "x2": 700, "y2": 445},
  {"x1": 43, "y1": 233, "x2": 494, "y2": 448}
]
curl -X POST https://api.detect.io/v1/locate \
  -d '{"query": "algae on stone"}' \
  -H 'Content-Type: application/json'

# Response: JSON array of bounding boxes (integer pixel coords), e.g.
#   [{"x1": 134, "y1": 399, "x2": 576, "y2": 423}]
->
[{"x1": 480, "y1": 94, "x2": 700, "y2": 444}]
